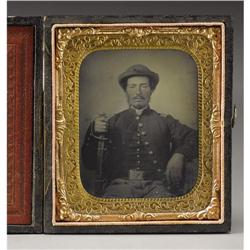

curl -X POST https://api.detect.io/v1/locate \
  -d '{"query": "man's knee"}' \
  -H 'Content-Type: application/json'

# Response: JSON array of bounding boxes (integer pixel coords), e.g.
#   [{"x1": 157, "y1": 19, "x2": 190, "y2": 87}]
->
[
  {"x1": 103, "y1": 179, "x2": 133, "y2": 198},
  {"x1": 144, "y1": 181, "x2": 172, "y2": 197}
]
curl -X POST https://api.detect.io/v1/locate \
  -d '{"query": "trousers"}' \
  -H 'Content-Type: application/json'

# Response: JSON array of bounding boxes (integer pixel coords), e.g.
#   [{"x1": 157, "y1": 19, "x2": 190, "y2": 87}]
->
[{"x1": 103, "y1": 178, "x2": 173, "y2": 198}]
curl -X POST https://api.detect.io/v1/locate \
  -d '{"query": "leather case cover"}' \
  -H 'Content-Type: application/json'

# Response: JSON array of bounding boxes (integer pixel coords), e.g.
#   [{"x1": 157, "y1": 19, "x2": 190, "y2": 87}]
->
[{"x1": 7, "y1": 26, "x2": 33, "y2": 225}]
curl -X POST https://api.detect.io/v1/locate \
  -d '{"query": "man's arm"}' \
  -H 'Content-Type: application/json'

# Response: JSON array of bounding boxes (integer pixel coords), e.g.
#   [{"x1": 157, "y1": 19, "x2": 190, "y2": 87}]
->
[
  {"x1": 82, "y1": 123, "x2": 99, "y2": 170},
  {"x1": 164, "y1": 115, "x2": 198, "y2": 192},
  {"x1": 166, "y1": 114, "x2": 198, "y2": 161},
  {"x1": 82, "y1": 114, "x2": 110, "y2": 171}
]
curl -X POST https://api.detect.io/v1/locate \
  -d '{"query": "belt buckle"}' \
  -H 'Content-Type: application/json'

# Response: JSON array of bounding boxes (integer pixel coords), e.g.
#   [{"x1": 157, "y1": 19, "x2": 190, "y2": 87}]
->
[{"x1": 129, "y1": 169, "x2": 144, "y2": 180}]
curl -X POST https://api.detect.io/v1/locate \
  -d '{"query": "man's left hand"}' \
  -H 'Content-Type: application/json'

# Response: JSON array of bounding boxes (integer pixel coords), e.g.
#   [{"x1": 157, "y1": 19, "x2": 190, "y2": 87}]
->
[{"x1": 165, "y1": 153, "x2": 184, "y2": 189}]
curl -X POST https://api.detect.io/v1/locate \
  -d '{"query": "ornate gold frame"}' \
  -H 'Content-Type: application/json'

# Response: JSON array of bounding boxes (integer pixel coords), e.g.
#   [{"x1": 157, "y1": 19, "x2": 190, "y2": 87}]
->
[{"x1": 52, "y1": 23, "x2": 225, "y2": 226}]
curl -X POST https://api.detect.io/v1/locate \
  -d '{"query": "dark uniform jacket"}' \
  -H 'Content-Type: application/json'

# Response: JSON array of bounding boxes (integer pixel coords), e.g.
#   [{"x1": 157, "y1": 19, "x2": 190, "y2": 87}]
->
[{"x1": 82, "y1": 107, "x2": 198, "y2": 184}]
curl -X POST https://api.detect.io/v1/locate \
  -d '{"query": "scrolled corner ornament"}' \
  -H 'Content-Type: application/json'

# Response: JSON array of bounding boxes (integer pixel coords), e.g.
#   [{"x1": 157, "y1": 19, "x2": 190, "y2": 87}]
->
[
  {"x1": 59, "y1": 206, "x2": 101, "y2": 222},
  {"x1": 177, "y1": 197, "x2": 220, "y2": 220},
  {"x1": 57, "y1": 178, "x2": 102, "y2": 222},
  {"x1": 196, "y1": 195, "x2": 220, "y2": 220},
  {"x1": 177, "y1": 178, "x2": 221, "y2": 220}
]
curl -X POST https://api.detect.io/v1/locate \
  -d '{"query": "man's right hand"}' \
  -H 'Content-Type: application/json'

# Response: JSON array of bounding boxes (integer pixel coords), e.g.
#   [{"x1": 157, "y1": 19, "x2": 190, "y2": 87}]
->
[{"x1": 94, "y1": 113, "x2": 109, "y2": 133}]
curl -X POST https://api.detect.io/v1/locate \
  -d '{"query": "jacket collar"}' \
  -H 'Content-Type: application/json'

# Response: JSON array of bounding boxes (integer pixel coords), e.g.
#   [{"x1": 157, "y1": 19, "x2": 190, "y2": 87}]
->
[{"x1": 129, "y1": 106, "x2": 151, "y2": 116}]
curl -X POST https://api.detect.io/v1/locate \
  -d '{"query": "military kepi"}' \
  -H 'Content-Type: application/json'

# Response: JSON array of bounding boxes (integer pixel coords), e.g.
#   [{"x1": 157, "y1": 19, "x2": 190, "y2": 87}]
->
[{"x1": 118, "y1": 64, "x2": 159, "y2": 90}]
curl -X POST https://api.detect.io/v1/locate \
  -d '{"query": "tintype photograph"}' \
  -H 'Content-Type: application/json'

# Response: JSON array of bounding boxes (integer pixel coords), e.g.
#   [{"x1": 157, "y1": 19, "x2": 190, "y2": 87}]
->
[
  {"x1": 80, "y1": 50, "x2": 198, "y2": 198},
  {"x1": 51, "y1": 21, "x2": 229, "y2": 231}
]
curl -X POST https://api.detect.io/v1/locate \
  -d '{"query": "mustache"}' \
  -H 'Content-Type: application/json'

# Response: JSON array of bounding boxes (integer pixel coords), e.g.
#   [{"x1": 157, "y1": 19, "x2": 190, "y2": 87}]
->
[{"x1": 133, "y1": 95, "x2": 145, "y2": 100}]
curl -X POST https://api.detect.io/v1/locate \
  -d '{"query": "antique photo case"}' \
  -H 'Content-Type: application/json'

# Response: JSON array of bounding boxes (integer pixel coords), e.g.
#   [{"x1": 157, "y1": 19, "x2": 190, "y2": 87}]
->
[
  {"x1": 44, "y1": 16, "x2": 232, "y2": 233},
  {"x1": 7, "y1": 16, "x2": 43, "y2": 234}
]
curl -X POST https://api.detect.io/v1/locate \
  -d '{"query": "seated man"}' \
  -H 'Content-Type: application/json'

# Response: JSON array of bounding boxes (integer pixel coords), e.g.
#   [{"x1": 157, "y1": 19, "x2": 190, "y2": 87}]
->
[{"x1": 82, "y1": 64, "x2": 198, "y2": 198}]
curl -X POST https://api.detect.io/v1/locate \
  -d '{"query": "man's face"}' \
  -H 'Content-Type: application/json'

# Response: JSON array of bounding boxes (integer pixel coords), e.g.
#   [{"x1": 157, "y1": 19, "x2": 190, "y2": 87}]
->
[{"x1": 125, "y1": 76, "x2": 153, "y2": 109}]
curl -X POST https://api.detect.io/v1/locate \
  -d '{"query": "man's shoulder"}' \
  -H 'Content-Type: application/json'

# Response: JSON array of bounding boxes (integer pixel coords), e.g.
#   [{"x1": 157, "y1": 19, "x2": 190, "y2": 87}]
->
[
  {"x1": 159, "y1": 113, "x2": 175, "y2": 120},
  {"x1": 150, "y1": 109, "x2": 174, "y2": 120},
  {"x1": 149, "y1": 110, "x2": 181, "y2": 128}
]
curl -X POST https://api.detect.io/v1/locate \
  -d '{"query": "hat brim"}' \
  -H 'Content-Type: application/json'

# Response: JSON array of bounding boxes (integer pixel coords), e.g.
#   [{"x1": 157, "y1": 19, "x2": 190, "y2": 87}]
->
[{"x1": 119, "y1": 72, "x2": 159, "y2": 90}]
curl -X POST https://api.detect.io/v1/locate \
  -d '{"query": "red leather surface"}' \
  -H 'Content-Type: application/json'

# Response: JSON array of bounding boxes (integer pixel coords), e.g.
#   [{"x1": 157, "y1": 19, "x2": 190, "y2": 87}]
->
[{"x1": 7, "y1": 26, "x2": 34, "y2": 225}]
